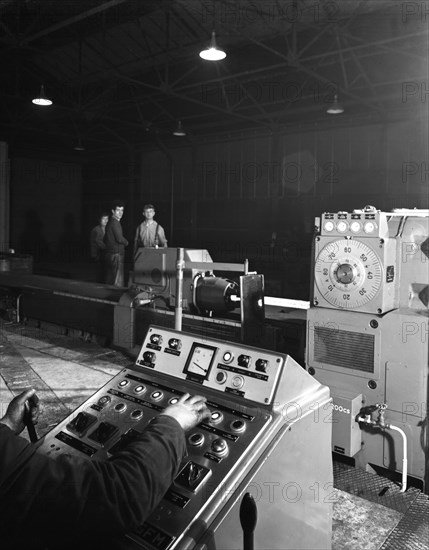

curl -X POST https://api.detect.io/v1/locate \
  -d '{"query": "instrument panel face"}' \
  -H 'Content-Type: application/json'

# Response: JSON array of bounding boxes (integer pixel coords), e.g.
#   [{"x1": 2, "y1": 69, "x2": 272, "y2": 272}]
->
[
  {"x1": 135, "y1": 327, "x2": 285, "y2": 405},
  {"x1": 314, "y1": 238, "x2": 383, "y2": 309},
  {"x1": 313, "y1": 210, "x2": 399, "y2": 314}
]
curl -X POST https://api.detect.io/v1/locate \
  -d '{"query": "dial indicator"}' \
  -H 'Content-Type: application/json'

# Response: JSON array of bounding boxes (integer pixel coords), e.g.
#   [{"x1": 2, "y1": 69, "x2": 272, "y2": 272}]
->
[
  {"x1": 183, "y1": 343, "x2": 217, "y2": 381},
  {"x1": 314, "y1": 239, "x2": 382, "y2": 308}
]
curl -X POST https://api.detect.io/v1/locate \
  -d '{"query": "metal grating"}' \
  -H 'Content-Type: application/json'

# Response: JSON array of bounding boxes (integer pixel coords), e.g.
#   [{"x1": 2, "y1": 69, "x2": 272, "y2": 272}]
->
[
  {"x1": 333, "y1": 460, "x2": 420, "y2": 514},
  {"x1": 314, "y1": 327, "x2": 375, "y2": 372},
  {"x1": 379, "y1": 493, "x2": 429, "y2": 550}
]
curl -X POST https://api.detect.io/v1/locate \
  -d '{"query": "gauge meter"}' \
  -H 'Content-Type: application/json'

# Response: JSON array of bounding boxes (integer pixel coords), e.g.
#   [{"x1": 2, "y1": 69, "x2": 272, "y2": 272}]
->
[
  {"x1": 183, "y1": 343, "x2": 217, "y2": 381},
  {"x1": 314, "y1": 238, "x2": 383, "y2": 308}
]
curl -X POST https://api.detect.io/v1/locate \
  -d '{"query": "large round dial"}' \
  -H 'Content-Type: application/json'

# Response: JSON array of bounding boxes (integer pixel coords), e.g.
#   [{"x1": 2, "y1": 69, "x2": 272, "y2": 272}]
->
[{"x1": 314, "y1": 239, "x2": 383, "y2": 308}]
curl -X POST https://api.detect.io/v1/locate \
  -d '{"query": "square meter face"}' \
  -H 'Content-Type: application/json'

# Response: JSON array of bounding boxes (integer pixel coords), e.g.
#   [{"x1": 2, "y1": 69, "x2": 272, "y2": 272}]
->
[{"x1": 183, "y1": 342, "x2": 217, "y2": 382}]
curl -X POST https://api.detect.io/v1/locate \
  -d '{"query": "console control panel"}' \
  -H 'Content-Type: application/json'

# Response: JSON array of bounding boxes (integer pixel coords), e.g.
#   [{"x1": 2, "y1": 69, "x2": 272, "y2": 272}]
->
[
  {"x1": 37, "y1": 326, "x2": 288, "y2": 550},
  {"x1": 136, "y1": 327, "x2": 284, "y2": 404}
]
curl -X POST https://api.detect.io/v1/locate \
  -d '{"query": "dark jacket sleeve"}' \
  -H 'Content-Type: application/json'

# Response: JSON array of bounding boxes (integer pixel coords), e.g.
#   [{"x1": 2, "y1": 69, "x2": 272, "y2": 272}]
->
[
  {"x1": 0, "y1": 416, "x2": 186, "y2": 545},
  {"x1": 111, "y1": 218, "x2": 129, "y2": 247}
]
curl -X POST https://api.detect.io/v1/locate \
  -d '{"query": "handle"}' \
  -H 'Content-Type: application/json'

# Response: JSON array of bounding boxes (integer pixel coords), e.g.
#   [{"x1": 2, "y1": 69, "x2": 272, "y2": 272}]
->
[
  {"x1": 24, "y1": 393, "x2": 39, "y2": 443},
  {"x1": 240, "y1": 493, "x2": 257, "y2": 550}
]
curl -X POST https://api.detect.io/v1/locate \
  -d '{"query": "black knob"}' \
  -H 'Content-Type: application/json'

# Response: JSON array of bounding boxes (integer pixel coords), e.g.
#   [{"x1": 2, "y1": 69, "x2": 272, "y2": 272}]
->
[
  {"x1": 237, "y1": 354, "x2": 251, "y2": 368},
  {"x1": 143, "y1": 351, "x2": 156, "y2": 363}
]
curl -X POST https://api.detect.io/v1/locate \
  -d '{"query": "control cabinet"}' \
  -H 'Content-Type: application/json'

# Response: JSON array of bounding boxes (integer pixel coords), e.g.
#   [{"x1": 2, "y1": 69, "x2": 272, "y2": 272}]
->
[
  {"x1": 38, "y1": 326, "x2": 333, "y2": 549},
  {"x1": 308, "y1": 207, "x2": 429, "y2": 489}
]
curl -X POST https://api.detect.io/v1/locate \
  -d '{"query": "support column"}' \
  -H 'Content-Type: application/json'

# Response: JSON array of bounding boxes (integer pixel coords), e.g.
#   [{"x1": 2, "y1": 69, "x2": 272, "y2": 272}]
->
[{"x1": 0, "y1": 142, "x2": 10, "y2": 252}]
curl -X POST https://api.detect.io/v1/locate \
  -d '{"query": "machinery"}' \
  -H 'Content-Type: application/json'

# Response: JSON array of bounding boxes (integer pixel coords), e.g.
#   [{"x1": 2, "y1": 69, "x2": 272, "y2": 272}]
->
[
  {"x1": 0, "y1": 248, "x2": 275, "y2": 354},
  {"x1": 306, "y1": 206, "x2": 429, "y2": 489},
  {"x1": 37, "y1": 325, "x2": 333, "y2": 549},
  {"x1": 114, "y1": 248, "x2": 266, "y2": 352}
]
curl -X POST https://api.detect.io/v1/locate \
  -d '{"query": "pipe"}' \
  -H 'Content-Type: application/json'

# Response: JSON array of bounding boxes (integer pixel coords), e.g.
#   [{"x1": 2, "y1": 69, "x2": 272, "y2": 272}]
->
[
  {"x1": 174, "y1": 247, "x2": 184, "y2": 331},
  {"x1": 388, "y1": 424, "x2": 408, "y2": 493},
  {"x1": 357, "y1": 409, "x2": 408, "y2": 492}
]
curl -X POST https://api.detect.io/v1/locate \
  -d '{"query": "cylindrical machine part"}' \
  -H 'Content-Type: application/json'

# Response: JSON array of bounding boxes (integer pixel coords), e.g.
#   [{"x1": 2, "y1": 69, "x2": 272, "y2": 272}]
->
[
  {"x1": 195, "y1": 276, "x2": 239, "y2": 313},
  {"x1": 175, "y1": 247, "x2": 185, "y2": 330}
]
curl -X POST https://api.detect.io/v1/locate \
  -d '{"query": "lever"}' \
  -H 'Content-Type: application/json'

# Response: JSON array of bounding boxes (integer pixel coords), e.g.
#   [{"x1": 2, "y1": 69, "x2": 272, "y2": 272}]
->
[
  {"x1": 24, "y1": 393, "x2": 39, "y2": 443},
  {"x1": 240, "y1": 493, "x2": 257, "y2": 550}
]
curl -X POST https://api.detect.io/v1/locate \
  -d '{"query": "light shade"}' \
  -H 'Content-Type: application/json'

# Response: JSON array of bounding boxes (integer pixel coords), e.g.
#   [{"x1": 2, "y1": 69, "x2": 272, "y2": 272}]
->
[
  {"x1": 32, "y1": 85, "x2": 53, "y2": 106},
  {"x1": 173, "y1": 121, "x2": 186, "y2": 136},
  {"x1": 74, "y1": 139, "x2": 85, "y2": 151},
  {"x1": 326, "y1": 94, "x2": 344, "y2": 114},
  {"x1": 199, "y1": 31, "x2": 226, "y2": 61}
]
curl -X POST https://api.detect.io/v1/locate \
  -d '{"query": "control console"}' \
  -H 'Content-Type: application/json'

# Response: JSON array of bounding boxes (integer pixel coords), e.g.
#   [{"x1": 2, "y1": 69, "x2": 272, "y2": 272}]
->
[{"x1": 37, "y1": 326, "x2": 333, "y2": 550}]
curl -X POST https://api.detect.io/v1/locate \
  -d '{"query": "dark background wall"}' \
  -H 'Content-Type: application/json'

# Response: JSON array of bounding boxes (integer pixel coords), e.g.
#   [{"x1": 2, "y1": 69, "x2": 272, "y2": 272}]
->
[
  {"x1": 8, "y1": 111, "x2": 428, "y2": 298},
  {"x1": 10, "y1": 158, "x2": 82, "y2": 265},
  {"x1": 133, "y1": 115, "x2": 429, "y2": 297}
]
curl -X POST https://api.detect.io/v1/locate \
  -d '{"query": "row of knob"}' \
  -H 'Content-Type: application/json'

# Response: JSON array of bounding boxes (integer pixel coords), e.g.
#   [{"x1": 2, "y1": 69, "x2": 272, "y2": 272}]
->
[
  {"x1": 150, "y1": 333, "x2": 181, "y2": 350},
  {"x1": 144, "y1": 339, "x2": 270, "y2": 374},
  {"x1": 111, "y1": 379, "x2": 247, "y2": 430}
]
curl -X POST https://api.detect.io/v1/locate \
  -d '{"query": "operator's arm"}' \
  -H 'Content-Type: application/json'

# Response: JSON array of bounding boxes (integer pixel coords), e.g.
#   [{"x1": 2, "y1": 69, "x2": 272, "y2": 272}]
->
[{"x1": 0, "y1": 392, "x2": 208, "y2": 548}]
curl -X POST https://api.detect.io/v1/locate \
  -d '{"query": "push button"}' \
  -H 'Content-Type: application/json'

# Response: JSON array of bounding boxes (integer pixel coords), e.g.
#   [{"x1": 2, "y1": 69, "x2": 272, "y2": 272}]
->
[
  {"x1": 188, "y1": 432, "x2": 204, "y2": 446},
  {"x1": 210, "y1": 411, "x2": 223, "y2": 424},
  {"x1": 230, "y1": 419, "x2": 246, "y2": 433},
  {"x1": 98, "y1": 395, "x2": 111, "y2": 408},
  {"x1": 232, "y1": 375, "x2": 244, "y2": 389},
  {"x1": 216, "y1": 371, "x2": 227, "y2": 384},
  {"x1": 114, "y1": 402, "x2": 126, "y2": 413},
  {"x1": 134, "y1": 385, "x2": 146, "y2": 394},
  {"x1": 118, "y1": 380, "x2": 129, "y2": 388},
  {"x1": 131, "y1": 409, "x2": 143, "y2": 420},
  {"x1": 211, "y1": 438, "x2": 228, "y2": 456},
  {"x1": 151, "y1": 390, "x2": 163, "y2": 401}
]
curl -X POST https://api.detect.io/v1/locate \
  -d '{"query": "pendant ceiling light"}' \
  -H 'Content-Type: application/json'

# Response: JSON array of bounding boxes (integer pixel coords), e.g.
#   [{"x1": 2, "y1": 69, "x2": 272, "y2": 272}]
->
[
  {"x1": 32, "y1": 85, "x2": 53, "y2": 106},
  {"x1": 199, "y1": 31, "x2": 226, "y2": 61},
  {"x1": 74, "y1": 138, "x2": 85, "y2": 151},
  {"x1": 173, "y1": 121, "x2": 186, "y2": 136},
  {"x1": 326, "y1": 94, "x2": 344, "y2": 114}
]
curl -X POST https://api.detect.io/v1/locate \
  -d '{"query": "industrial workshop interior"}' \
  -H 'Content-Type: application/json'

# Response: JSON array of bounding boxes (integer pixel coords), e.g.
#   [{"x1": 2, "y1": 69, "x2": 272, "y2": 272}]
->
[{"x1": 0, "y1": 1, "x2": 428, "y2": 549}]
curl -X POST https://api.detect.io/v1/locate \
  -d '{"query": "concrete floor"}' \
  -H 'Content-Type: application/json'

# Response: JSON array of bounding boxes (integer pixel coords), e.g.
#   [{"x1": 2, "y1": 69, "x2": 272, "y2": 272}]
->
[{"x1": 0, "y1": 321, "x2": 427, "y2": 550}]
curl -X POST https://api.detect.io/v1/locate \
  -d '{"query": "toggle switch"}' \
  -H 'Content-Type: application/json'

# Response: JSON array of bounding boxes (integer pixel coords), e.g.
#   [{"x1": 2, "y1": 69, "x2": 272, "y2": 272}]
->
[
  {"x1": 67, "y1": 412, "x2": 97, "y2": 436},
  {"x1": 88, "y1": 422, "x2": 118, "y2": 445},
  {"x1": 175, "y1": 461, "x2": 211, "y2": 492}
]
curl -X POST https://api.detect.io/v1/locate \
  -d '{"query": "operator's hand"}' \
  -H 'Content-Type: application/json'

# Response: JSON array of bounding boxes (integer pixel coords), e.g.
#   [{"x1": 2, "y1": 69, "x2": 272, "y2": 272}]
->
[
  {"x1": 0, "y1": 388, "x2": 40, "y2": 435},
  {"x1": 160, "y1": 393, "x2": 210, "y2": 432}
]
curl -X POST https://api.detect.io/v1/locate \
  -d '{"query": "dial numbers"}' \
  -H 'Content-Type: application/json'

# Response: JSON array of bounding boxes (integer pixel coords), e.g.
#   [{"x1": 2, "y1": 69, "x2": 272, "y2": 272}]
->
[{"x1": 314, "y1": 239, "x2": 382, "y2": 308}]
